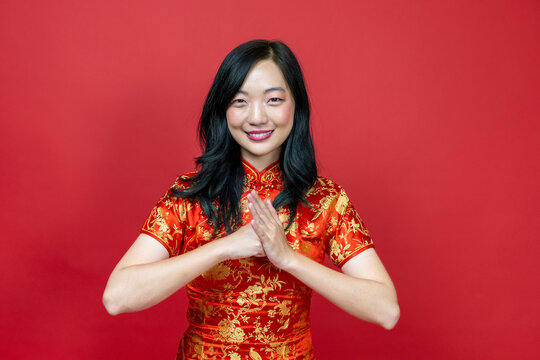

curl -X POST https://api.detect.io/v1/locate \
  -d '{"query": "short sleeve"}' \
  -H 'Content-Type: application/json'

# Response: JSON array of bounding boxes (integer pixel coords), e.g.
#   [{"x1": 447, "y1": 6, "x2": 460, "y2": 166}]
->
[
  {"x1": 326, "y1": 188, "x2": 374, "y2": 267},
  {"x1": 140, "y1": 186, "x2": 186, "y2": 257}
]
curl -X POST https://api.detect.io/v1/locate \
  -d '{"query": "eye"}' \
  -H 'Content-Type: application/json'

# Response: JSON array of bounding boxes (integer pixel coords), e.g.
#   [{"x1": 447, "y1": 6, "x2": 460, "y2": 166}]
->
[
  {"x1": 231, "y1": 98, "x2": 246, "y2": 106},
  {"x1": 268, "y1": 97, "x2": 283, "y2": 104}
]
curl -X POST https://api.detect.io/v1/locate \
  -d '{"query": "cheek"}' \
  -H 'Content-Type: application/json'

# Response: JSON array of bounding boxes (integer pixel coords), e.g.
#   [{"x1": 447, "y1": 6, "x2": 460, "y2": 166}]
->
[
  {"x1": 274, "y1": 102, "x2": 295, "y2": 125},
  {"x1": 226, "y1": 108, "x2": 242, "y2": 128},
  {"x1": 226, "y1": 109, "x2": 245, "y2": 145}
]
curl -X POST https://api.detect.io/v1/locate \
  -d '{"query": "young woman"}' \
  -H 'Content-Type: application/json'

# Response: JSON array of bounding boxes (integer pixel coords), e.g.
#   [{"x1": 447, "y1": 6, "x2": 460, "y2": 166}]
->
[{"x1": 103, "y1": 39, "x2": 399, "y2": 360}]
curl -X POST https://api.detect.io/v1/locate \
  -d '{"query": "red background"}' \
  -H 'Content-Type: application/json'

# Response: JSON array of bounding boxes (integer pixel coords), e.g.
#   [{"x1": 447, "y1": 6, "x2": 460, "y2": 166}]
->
[{"x1": 1, "y1": 1, "x2": 539, "y2": 359}]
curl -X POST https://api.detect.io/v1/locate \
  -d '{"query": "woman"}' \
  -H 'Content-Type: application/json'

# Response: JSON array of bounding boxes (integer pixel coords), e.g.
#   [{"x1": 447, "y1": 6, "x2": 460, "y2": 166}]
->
[{"x1": 103, "y1": 39, "x2": 399, "y2": 359}]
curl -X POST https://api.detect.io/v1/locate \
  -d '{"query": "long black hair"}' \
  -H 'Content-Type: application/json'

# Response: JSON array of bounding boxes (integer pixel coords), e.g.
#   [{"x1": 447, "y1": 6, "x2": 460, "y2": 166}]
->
[{"x1": 173, "y1": 39, "x2": 317, "y2": 234}]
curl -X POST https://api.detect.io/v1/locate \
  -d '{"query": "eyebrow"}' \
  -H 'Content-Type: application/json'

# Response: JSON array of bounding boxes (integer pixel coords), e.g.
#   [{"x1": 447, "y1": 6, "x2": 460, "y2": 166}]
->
[{"x1": 237, "y1": 87, "x2": 286, "y2": 95}]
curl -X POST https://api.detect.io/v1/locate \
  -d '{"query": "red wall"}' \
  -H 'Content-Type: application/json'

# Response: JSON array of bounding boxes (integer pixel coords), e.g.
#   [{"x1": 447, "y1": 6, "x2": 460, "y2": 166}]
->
[{"x1": 1, "y1": 1, "x2": 539, "y2": 359}]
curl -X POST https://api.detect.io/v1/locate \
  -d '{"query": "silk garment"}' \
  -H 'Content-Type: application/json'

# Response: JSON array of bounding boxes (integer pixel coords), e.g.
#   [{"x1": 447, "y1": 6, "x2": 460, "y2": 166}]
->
[{"x1": 141, "y1": 159, "x2": 374, "y2": 360}]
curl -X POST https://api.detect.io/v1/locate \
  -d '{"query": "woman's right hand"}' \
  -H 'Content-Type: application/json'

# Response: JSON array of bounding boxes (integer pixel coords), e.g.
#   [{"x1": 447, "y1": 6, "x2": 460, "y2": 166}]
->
[
  {"x1": 103, "y1": 222, "x2": 265, "y2": 315},
  {"x1": 219, "y1": 223, "x2": 266, "y2": 260}
]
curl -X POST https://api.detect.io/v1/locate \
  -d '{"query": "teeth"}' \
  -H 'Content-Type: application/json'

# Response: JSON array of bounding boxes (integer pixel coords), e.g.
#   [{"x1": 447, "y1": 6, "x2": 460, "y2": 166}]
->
[{"x1": 249, "y1": 131, "x2": 272, "y2": 138}]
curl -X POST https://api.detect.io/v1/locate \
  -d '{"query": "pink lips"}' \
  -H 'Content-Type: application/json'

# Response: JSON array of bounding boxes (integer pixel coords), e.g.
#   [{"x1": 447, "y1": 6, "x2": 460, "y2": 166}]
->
[{"x1": 246, "y1": 130, "x2": 273, "y2": 141}]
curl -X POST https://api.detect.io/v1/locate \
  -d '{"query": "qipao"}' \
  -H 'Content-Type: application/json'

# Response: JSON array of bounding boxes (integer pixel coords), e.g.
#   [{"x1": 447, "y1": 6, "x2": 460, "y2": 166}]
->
[{"x1": 141, "y1": 159, "x2": 374, "y2": 360}]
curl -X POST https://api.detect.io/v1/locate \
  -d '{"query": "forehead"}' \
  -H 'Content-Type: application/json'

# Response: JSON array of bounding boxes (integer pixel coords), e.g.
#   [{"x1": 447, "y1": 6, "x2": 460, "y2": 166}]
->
[{"x1": 239, "y1": 60, "x2": 289, "y2": 91}]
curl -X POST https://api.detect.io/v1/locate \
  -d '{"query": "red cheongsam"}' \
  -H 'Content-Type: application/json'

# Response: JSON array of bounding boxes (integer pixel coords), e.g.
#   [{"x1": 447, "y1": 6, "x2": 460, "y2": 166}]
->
[{"x1": 141, "y1": 159, "x2": 374, "y2": 360}]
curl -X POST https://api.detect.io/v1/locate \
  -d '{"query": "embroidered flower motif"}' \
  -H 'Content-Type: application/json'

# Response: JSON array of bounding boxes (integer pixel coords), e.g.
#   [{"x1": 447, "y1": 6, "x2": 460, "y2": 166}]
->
[
  {"x1": 142, "y1": 169, "x2": 375, "y2": 359},
  {"x1": 218, "y1": 319, "x2": 246, "y2": 343},
  {"x1": 202, "y1": 263, "x2": 231, "y2": 280}
]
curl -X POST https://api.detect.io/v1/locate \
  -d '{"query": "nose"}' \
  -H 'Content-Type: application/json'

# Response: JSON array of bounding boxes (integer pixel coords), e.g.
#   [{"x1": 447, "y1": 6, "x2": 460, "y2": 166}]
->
[{"x1": 248, "y1": 102, "x2": 267, "y2": 125}]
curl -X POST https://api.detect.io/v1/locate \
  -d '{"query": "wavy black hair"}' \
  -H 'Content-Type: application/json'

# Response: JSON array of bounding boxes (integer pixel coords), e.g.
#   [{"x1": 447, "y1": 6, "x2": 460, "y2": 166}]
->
[{"x1": 173, "y1": 39, "x2": 317, "y2": 234}]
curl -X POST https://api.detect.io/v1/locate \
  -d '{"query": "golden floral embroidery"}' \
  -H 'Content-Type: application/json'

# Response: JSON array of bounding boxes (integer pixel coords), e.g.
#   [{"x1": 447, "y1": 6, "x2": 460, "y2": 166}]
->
[
  {"x1": 141, "y1": 160, "x2": 374, "y2": 359},
  {"x1": 202, "y1": 263, "x2": 231, "y2": 281},
  {"x1": 218, "y1": 319, "x2": 246, "y2": 343}
]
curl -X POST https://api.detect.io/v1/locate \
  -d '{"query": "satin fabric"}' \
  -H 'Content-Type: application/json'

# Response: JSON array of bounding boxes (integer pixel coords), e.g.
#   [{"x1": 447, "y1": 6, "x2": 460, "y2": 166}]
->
[{"x1": 142, "y1": 159, "x2": 374, "y2": 359}]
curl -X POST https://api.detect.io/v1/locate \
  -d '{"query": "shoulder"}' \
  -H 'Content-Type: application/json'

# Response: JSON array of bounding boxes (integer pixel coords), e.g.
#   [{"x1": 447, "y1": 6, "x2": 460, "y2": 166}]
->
[
  {"x1": 170, "y1": 170, "x2": 199, "y2": 192},
  {"x1": 314, "y1": 176, "x2": 343, "y2": 190},
  {"x1": 303, "y1": 176, "x2": 358, "y2": 215},
  {"x1": 306, "y1": 176, "x2": 346, "y2": 199},
  {"x1": 149, "y1": 170, "x2": 200, "y2": 218}
]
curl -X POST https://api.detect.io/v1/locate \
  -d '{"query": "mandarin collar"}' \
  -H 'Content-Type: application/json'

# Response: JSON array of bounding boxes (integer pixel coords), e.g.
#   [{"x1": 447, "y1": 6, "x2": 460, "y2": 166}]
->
[{"x1": 242, "y1": 159, "x2": 283, "y2": 191}]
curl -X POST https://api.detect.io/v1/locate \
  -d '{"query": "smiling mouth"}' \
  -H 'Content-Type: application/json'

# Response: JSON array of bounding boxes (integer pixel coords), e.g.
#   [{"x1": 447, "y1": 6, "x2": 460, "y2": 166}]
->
[{"x1": 246, "y1": 130, "x2": 273, "y2": 140}]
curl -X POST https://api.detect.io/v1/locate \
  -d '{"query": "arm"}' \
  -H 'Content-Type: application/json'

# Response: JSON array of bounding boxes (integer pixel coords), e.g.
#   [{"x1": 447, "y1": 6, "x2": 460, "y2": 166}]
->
[
  {"x1": 102, "y1": 225, "x2": 264, "y2": 315},
  {"x1": 282, "y1": 248, "x2": 399, "y2": 329},
  {"x1": 248, "y1": 191, "x2": 400, "y2": 330}
]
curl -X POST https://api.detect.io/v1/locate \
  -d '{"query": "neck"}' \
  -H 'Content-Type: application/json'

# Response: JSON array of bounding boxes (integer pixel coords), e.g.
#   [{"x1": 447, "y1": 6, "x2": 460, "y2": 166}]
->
[{"x1": 241, "y1": 150, "x2": 280, "y2": 172}]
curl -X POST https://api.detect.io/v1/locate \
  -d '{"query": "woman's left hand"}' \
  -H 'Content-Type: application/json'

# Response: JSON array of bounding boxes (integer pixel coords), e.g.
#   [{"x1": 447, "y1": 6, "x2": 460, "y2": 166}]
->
[
  {"x1": 247, "y1": 191, "x2": 399, "y2": 329},
  {"x1": 247, "y1": 190, "x2": 297, "y2": 269}
]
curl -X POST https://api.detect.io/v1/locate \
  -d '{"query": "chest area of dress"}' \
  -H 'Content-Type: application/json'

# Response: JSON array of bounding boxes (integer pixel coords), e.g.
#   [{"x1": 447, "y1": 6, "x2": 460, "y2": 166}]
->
[{"x1": 181, "y1": 187, "x2": 331, "y2": 265}]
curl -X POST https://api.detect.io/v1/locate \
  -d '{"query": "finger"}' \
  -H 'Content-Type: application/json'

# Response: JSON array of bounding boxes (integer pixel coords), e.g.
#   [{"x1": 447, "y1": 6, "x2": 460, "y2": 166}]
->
[
  {"x1": 254, "y1": 193, "x2": 276, "y2": 224},
  {"x1": 247, "y1": 193, "x2": 264, "y2": 221},
  {"x1": 257, "y1": 198, "x2": 281, "y2": 231},
  {"x1": 250, "y1": 219, "x2": 269, "y2": 242},
  {"x1": 248, "y1": 201, "x2": 260, "y2": 221},
  {"x1": 248, "y1": 201, "x2": 268, "y2": 228},
  {"x1": 249, "y1": 192, "x2": 273, "y2": 224},
  {"x1": 248, "y1": 221, "x2": 267, "y2": 257},
  {"x1": 248, "y1": 191, "x2": 265, "y2": 212},
  {"x1": 265, "y1": 199, "x2": 282, "y2": 225}
]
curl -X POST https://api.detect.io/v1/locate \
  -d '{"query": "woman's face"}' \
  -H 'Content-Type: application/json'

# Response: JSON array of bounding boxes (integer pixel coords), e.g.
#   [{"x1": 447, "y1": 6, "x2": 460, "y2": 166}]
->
[{"x1": 226, "y1": 60, "x2": 295, "y2": 171}]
